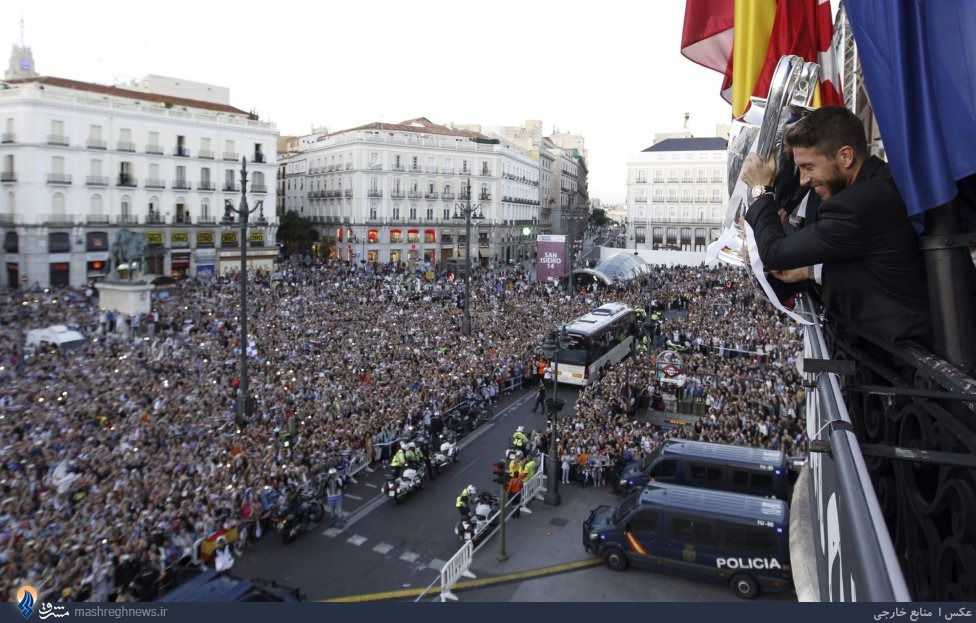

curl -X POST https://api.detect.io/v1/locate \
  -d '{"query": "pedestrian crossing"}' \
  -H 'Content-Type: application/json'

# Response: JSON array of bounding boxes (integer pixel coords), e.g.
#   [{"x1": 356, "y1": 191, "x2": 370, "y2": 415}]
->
[{"x1": 322, "y1": 529, "x2": 449, "y2": 573}]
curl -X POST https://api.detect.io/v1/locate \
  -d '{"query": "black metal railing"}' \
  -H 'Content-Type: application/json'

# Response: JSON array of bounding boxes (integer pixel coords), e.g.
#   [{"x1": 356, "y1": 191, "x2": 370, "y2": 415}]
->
[{"x1": 799, "y1": 294, "x2": 976, "y2": 601}]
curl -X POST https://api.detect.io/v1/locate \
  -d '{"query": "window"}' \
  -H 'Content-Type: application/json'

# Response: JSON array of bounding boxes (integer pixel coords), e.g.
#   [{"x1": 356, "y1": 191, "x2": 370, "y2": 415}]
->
[
  {"x1": 48, "y1": 232, "x2": 71, "y2": 253},
  {"x1": 461, "y1": 159, "x2": 468, "y2": 174},
  {"x1": 688, "y1": 463, "x2": 722, "y2": 483},
  {"x1": 720, "y1": 521, "x2": 777, "y2": 553},
  {"x1": 628, "y1": 510, "x2": 658, "y2": 534},
  {"x1": 651, "y1": 459, "x2": 678, "y2": 479},
  {"x1": 669, "y1": 516, "x2": 714, "y2": 545},
  {"x1": 732, "y1": 470, "x2": 775, "y2": 490}
]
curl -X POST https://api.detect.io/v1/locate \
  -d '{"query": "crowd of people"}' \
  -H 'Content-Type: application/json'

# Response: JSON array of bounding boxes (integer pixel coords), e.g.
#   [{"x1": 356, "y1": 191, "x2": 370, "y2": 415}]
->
[{"x1": 0, "y1": 254, "x2": 808, "y2": 602}]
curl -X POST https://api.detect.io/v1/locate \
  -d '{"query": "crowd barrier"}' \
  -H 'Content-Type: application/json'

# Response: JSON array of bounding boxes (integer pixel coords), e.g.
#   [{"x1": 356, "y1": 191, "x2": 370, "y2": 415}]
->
[{"x1": 438, "y1": 541, "x2": 477, "y2": 602}]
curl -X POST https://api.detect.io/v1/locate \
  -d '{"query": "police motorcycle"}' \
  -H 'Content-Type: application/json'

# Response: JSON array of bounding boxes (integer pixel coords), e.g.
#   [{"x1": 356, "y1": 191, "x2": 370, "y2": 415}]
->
[
  {"x1": 429, "y1": 430, "x2": 459, "y2": 474},
  {"x1": 454, "y1": 490, "x2": 500, "y2": 544},
  {"x1": 458, "y1": 394, "x2": 494, "y2": 428},
  {"x1": 276, "y1": 483, "x2": 325, "y2": 544},
  {"x1": 383, "y1": 445, "x2": 427, "y2": 504}
]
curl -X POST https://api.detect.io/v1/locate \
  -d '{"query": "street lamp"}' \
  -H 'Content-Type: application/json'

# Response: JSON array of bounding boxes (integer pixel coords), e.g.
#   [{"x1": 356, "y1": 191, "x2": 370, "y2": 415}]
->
[
  {"x1": 453, "y1": 176, "x2": 484, "y2": 336},
  {"x1": 541, "y1": 325, "x2": 571, "y2": 506},
  {"x1": 222, "y1": 157, "x2": 264, "y2": 430}
]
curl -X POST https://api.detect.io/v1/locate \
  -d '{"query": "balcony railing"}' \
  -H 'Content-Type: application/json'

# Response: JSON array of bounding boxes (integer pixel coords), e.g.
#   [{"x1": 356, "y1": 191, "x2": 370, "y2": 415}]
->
[
  {"x1": 118, "y1": 175, "x2": 137, "y2": 187},
  {"x1": 174, "y1": 146, "x2": 190, "y2": 157},
  {"x1": 117, "y1": 141, "x2": 136, "y2": 152},
  {"x1": 47, "y1": 134, "x2": 69, "y2": 146},
  {"x1": 115, "y1": 214, "x2": 139, "y2": 224},
  {"x1": 343, "y1": 189, "x2": 352, "y2": 197},
  {"x1": 368, "y1": 163, "x2": 382, "y2": 170},
  {"x1": 145, "y1": 178, "x2": 166, "y2": 189},
  {"x1": 47, "y1": 173, "x2": 72, "y2": 185},
  {"x1": 368, "y1": 190, "x2": 383, "y2": 197},
  {"x1": 172, "y1": 179, "x2": 191, "y2": 190},
  {"x1": 426, "y1": 166, "x2": 438, "y2": 174},
  {"x1": 1, "y1": 132, "x2": 14, "y2": 143},
  {"x1": 479, "y1": 193, "x2": 491, "y2": 200},
  {"x1": 251, "y1": 183, "x2": 267, "y2": 193},
  {"x1": 392, "y1": 165, "x2": 404, "y2": 172},
  {"x1": 197, "y1": 181, "x2": 215, "y2": 191},
  {"x1": 86, "y1": 175, "x2": 109, "y2": 186},
  {"x1": 197, "y1": 216, "x2": 217, "y2": 224},
  {"x1": 198, "y1": 149, "x2": 214, "y2": 159},
  {"x1": 425, "y1": 192, "x2": 439, "y2": 200},
  {"x1": 86, "y1": 215, "x2": 110, "y2": 224},
  {"x1": 223, "y1": 152, "x2": 238, "y2": 161},
  {"x1": 87, "y1": 138, "x2": 107, "y2": 149},
  {"x1": 146, "y1": 212, "x2": 165, "y2": 224},
  {"x1": 173, "y1": 213, "x2": 192, "y2": 225},
  {"x1": 223, "y1": 183, "x2": 239, "y2": 192},
  {"x1": 443, "y1": 168, "x2": 454, "y2": 175},
  {"x1": 44, "y1": 214, "x2": 76, "y2": 226},
  {"x1": 407, "y1": 190, "x2": 422, "y2": 199},
  {"x1": 1, "y1": 172, "x2": 16, "y2": 183},
  {"x1": 390, "y1": 191, "x2": 405, "y2": 199},
  {"x1": 442, "y1": 192, "x2": 455, "y2": 200},
  {"x1": 146, "y1": 144, "x2": 164, "y2": 155},
  {"x1": 253, "y1": 153, "x2": 265, "y2": 163}
]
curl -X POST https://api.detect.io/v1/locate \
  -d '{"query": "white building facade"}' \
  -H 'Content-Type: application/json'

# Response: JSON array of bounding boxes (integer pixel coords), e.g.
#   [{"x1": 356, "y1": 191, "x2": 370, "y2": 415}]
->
[
  {"x1": 0, "y1": 65, "x2": 278, "y2": 288},
  {"x1": 281, "y1": 118, "x2": 541, "y2": 267},
  {"x1": 625, "y1": 136, "x2": 728, "y2": 252}
]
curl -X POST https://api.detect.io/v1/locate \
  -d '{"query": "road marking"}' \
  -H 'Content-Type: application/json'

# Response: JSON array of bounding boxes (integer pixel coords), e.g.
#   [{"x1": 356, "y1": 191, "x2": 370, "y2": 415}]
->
[
  {"x1": 346, "y1": 534, "x2": 368, "y2": 546},
  {"x1": 428, "y1": 558, "x2": 447, "y2": 570},
  {"x1": 373, "y1": 543, "x2": 394, "y2": 554},
  {"x1": 398, "y1": 551, "x2": 420, "y2": 563},
  {"x1": 364, "y1": 483, "x2": 379, "y2": 489},
  {"x1": 345, "y1": 494, "x2": 363, "y2": 500},
  {"x1": 321, "y1": 558, "x2": 603, "y2": 602}
]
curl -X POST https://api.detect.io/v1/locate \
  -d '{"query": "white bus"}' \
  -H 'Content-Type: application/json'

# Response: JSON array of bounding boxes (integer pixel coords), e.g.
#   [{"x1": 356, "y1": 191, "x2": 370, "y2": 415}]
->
[{"x1": 548, "y1": 302, "x2": 636, "y2": 386}]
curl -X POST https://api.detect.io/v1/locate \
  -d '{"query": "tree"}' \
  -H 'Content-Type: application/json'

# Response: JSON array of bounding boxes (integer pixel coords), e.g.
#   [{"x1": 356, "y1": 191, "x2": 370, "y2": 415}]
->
[
  {"x1": 276, "y1": 210, "x2": 319, "y2": 256},
  {"x1": 590, "y1": 208, "x2": 610, "y2": 227}
]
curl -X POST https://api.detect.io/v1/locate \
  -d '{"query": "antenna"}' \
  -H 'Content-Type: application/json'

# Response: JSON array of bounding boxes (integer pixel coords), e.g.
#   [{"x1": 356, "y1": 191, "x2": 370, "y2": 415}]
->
[{"x1": 20, "y1": 17, "x2": 25, "y2": 46}]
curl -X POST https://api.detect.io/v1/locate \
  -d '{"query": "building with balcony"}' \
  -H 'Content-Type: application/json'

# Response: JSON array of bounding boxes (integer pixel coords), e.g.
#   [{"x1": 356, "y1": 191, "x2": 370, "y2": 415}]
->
[
  {"x1": 0, "y1": 45, "x2": 278, "y2": 287},
  {"x1": 279, "y1": 117, "x2": 540, "y2": 267},
  {"x1": 625, "y1": 135, "x2": 728, "y2": 252}
]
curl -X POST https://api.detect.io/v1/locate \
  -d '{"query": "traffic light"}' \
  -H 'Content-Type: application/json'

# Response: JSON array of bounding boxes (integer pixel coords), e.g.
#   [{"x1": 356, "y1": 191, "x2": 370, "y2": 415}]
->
[{"x1": 492, "y1": 461, "x2": 509, "y2": 485}]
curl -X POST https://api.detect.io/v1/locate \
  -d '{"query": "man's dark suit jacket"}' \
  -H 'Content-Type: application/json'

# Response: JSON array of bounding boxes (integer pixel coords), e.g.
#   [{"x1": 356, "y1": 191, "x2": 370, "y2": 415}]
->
[{"x1": 746, "y1": 155, "x2": 932, "y2": 349}]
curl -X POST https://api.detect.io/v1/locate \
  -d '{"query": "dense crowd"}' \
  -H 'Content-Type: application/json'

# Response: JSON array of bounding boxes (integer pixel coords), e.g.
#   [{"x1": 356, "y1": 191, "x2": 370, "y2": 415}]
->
[{"x1": 0, "y1": 252, "x2": 807, "y2": 602}]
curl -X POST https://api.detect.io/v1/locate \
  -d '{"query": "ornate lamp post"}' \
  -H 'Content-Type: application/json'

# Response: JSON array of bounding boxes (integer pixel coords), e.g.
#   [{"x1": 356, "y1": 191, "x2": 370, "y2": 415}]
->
[
  {"x1": 541, "y1": 325, "x2": 571, "y2": 506},
  {"x1": 453, "y1": 176, "x2": 484, "y2": 336},
  {"x1": 222, "y1": 157, "x2": 264, "y2": 429}
]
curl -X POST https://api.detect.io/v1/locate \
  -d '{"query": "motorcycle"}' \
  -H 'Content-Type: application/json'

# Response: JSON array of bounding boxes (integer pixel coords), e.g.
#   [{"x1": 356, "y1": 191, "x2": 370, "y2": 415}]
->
[
  {"x1": 454, "y1": 492, "x2": 500, "y2": 544},
  {"x1": 382, "y1": 461, "x2": 427, "y2": 504},
  {"x1": 458, "y1": 396, "x2": 494, "y2": 427},
  {"x1": 276, "y1": 486, "x2": 325, "y2": 544},
  {"x1": 431, "y1": 431, "x2": 459, "y2": 474}
]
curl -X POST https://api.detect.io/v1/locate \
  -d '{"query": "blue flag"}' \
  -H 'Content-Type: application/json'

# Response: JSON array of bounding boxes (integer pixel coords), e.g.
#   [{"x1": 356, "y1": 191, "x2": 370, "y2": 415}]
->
[{"x1": 845, "y1": 0, "x2": 976, "y2": 216}]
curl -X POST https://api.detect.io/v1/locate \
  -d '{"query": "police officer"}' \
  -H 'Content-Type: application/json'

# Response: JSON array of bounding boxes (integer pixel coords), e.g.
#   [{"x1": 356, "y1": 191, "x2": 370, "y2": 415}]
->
[
  {"x1": 390, "y1": 442, "x2": 407, "y2": 477},
  {"x1": 512, "y1": 426, "x2": 529, "y2": 452},
  {"x1": 456, "y1": 485, "x2": 476, "y2": 518},
  {"x1": 522, "y1": 456, "x2": 537, "y2": 481}
]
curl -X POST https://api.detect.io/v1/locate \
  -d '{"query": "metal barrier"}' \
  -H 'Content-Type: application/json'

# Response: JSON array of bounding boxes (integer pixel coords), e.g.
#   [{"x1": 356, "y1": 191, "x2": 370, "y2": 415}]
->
[
  {"x1": 519, "y1": 470, "x2": 545, "y2": 514},
  {"x1": 345, "y1": 450, "x2": 370, "y2": 482},
  {"x1": 439, "y1": 540, "x2": 477, "y2": 602}
]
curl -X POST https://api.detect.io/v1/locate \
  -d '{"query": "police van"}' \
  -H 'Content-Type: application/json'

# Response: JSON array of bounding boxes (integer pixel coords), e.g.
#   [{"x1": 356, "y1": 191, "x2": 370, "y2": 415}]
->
[
  {"x1": 583, "y1": 482, "x2": 791, "y2": 599},
  {"x1": 617, "y1": 439, "x2": 791, "y2": 500}
]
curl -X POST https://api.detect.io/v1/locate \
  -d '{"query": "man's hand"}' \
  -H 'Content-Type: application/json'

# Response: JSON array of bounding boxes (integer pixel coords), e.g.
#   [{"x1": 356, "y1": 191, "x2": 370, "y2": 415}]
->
[
  {"x1": 741, "y1": 152, "x2": 777, "y2": 188},
  {"x1": 771, "y1": 267, "x2": 813, "y2": 283}
]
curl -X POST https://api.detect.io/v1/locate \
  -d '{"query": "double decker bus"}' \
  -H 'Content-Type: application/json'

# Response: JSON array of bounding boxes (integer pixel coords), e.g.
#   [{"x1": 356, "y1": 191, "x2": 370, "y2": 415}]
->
[{"x1": 547, "y1": 302, "x2": 636, "y2": 386}]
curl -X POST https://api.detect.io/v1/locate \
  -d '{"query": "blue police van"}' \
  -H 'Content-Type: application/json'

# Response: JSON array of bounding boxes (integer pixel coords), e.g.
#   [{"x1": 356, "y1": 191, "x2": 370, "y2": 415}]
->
[
  {"x1": 584, "y1": 482, "x2": 792, "y2": 599},
  {"x1": 616, "y1": 439, "x2": 792, "y2": 499}
]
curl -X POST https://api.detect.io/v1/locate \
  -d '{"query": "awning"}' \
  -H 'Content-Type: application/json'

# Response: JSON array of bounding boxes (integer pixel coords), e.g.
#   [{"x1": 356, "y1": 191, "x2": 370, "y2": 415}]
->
[{"x1": 478, "y1": 248, "x2": 490, "y2": 258}]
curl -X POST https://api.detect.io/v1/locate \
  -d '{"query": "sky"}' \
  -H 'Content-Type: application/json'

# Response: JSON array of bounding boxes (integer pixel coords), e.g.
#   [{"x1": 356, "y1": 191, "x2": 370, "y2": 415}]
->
[{"x1": 1, "y1": 0, "x2": 734, "y2": 205}]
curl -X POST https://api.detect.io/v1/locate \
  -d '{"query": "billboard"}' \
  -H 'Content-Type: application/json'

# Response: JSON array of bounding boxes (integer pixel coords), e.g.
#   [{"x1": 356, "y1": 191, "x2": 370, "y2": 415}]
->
[{"x1": 536, "y1": 235, "x2": 567, "y2": 283}]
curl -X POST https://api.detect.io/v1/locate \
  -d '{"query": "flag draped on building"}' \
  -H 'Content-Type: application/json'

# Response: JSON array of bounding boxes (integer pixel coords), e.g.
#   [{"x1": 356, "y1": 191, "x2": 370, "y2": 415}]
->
[
  {"x1": 682, "y1": 0, "x2": 843, "y2": 119},
  {"x1": 845, "y1": 0, "x2": 976, "y2": 216}
]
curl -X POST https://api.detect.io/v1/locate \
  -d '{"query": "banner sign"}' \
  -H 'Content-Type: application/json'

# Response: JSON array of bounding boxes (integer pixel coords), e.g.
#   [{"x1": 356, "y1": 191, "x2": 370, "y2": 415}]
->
[{"x1": 536, "y1": 235, "x2": 567, "y2": 283}]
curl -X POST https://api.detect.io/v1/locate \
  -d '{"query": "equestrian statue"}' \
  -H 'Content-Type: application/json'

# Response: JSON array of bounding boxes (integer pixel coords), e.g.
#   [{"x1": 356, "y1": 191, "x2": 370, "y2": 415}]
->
[{"x1": 107, "y1": 228, "x2": 148, "y2": 281}]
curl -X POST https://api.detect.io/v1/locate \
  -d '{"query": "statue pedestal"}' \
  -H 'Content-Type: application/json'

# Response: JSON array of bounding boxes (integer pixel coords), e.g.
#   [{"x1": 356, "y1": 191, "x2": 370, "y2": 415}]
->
[{"x1": 96, "y1": 281, "x2": 153, "y2": 317}]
